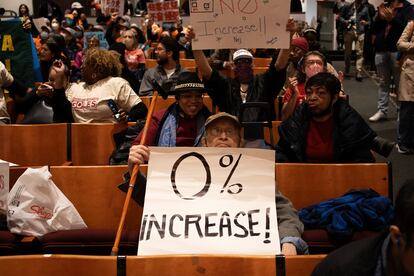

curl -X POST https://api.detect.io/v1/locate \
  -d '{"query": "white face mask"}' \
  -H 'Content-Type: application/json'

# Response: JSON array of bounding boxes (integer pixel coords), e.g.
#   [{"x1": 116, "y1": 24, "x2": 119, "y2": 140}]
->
[
  {"x1": 305, "y1": 64, "x2": 323, "y2": 78},
  {"x1": 51, "y1": 22, "x2": 59, "y2": 31}
]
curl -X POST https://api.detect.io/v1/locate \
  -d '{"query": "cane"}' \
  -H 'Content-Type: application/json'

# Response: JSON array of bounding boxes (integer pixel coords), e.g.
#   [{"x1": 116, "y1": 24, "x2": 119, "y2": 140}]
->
[{"x1": 111, "y1": 81, "x2": 168, "y2": 256}]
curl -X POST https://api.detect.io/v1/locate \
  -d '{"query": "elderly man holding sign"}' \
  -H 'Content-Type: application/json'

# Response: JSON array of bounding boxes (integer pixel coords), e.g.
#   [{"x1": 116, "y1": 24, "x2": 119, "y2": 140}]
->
[{"x1": 127, "y1": 112, "x2": 306, "y2": 255}]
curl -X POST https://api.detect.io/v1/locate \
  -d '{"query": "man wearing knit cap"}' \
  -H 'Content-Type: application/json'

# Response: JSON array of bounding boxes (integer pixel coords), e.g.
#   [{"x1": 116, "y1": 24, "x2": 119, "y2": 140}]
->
[{"x1": 280, "y1": 37, "x2": 309, "y2": 96}]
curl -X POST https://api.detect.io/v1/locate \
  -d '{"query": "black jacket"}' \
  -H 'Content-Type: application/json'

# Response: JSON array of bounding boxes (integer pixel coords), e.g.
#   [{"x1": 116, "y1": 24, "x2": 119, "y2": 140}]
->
[
  {"x1": 276, "y1": 100, "x2": 376, "y2": 163},
  {"x1": 312, "y1": 232, "x2": 388, "y2": 276},
  {"x1": 205, "y1": 66, "x2": 286, "y2": 123},
  {"x1": 372, "y1": 0, "x2": 414, "y2": 52}
]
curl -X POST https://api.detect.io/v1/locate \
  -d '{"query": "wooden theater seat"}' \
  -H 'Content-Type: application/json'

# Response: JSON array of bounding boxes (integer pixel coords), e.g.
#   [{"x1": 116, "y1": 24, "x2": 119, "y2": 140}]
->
[
  {"x1": 38, "y1": 165, "x2": 142, "y2": 255},
  {"x1": 253, "y1": 57, "x2": 272, "y2": 67},
  {"x1": 0, "y1": 124, "x2": 69, "y2": 166},
  {"x1": 0, "y1": 255, "x2": 117, "y2": 276},
  {"x1": 275, "y1": 163, "x2": 391, "y2": 210},
  {"x1": 145, "y1": 59, "x2": 157, "y2": 68},
  {"x1": 48, "y1": 165, "x2": 140, "y2": 230},
  {"x1": 70, "y1": 123, "x2": 129, "y2": 165},
  {"x1": 125, "y1": 254, "x2": 326, "y2": 276},
  {"x1": 0, "y1": 254, "x2": 325, "y2": 276},
  {"x1": 253, "y1": 67, "x2": 268, "y2": 75},
  {"x1": 263, "y1": 121, "x2": 282, "y2": 147},
  {"x1": 276, "y1": 162, "x2": 391, "y2": 254},
  {"x1": 179, "y1": 58, "x2": 196, "y2": 69}
]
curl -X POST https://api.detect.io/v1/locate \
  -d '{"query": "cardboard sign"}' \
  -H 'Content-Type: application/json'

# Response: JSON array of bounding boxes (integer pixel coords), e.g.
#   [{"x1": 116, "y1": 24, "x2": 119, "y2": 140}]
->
[
  {"x1": 138, "y1": 147, "x2": 280, "y2": 256},
  {"x1": 147, "y1": 1, "x2": 180, "y2": 23},
  {"x1": 101, "y1": 0, "x2": 125, "y2": 16},
  {"x1": 0, "y1": 161, "x2": 9, "y2": 215},
  {"x1": 190, "y1": 0, "x2": 290, "y2": 50},
  {"x1": 83, "y1": 32, "x2": 109, "y2": 49}
]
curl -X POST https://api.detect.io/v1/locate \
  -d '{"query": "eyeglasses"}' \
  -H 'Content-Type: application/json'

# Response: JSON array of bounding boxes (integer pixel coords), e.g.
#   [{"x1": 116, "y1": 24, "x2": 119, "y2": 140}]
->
[
  {"x1": 208, "y1": 127, "x2": 237, "y2": 137},
  {"x1": 305, "y1": 59, "x2": 324, "y2": 66}
]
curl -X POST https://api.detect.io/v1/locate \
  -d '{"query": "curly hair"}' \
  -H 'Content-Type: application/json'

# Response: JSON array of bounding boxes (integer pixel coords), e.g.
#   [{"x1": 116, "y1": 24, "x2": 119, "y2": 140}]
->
[{"x1": 83, "y1": 48, "x2": 123, "y2": 79}]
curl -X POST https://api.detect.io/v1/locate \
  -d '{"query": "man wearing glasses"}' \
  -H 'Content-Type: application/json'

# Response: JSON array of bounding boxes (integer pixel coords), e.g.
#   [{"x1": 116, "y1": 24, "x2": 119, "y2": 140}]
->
[
  {"x1": 127, "y1": 112, "x2": 308, "y2": 255},
  {"x1": 139, "y1": 36, "x2": 188, "y2": 96},
  {"x1": 276, "y1": 72, "x2": 377, "y2": 163}
]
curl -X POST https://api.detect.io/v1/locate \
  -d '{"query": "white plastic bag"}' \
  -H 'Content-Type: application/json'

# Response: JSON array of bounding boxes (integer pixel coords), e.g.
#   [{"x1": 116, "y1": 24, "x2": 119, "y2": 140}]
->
[{"x1": 7, "y1": 166, "x2": 87, "y2": 237}]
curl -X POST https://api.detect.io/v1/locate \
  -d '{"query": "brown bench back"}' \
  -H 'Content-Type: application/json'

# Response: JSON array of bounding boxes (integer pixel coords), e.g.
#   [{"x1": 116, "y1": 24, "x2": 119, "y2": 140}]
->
[
  {"x1": 276, "y1": 163, "x2": 391, "y2": 209},
  {"x1": 0, "y1": 124, "x2": 69, "y2": 166}
]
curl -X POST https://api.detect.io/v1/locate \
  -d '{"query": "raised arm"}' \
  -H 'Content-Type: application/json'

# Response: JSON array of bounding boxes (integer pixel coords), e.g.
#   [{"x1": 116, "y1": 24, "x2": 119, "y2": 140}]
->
[
  {"x1": 274, "y1": 18, "x2": 297, "y2": 71},
  {"x1": 186, "y1": 26, "x2": 213, "y2": 80}
]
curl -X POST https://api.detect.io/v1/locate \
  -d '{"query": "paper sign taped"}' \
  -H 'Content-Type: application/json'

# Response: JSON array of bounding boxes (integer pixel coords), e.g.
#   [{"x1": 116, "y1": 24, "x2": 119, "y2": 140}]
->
[{"x1": 138, "y1": 147, "x2": 280, "y2": 256}]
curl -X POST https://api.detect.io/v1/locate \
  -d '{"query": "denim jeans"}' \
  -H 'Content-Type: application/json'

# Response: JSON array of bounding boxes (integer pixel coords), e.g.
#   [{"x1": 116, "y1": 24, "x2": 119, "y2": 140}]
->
[
  {"x1": 398, "y1": 101, "x2": 414, "y2": 148},
  {"x1": 374, "y1": 52, "x2": 400, "y2": 114}
]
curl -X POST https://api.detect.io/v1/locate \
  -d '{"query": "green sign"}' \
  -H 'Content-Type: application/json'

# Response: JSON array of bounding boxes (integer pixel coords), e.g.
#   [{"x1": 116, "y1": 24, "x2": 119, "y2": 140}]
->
[{"x1": 0, "y1": 19, "x2": 35, "y2": 87}]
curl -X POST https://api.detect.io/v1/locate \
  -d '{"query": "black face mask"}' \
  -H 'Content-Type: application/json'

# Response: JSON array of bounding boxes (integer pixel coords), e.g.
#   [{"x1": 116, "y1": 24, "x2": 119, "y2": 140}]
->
[{"x1": 234, "y1": 63, "x2": 253, "y2": 84}]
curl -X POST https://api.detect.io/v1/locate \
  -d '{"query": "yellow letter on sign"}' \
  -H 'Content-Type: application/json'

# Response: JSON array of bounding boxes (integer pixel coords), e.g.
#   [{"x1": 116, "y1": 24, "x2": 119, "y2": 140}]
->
[{"x1": 1, "y1": 35, "x2": 15, "y2": 52}]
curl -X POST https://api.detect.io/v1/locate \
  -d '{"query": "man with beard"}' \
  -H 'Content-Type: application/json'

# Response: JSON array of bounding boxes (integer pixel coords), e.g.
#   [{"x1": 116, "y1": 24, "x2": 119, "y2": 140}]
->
[
  {"x1": 312, "y1": 179, "x2": 414, "y2": 276},
  {"x1": 139, "y1": 36, "x2": 188, "y2": 96},
  {"x1": 276, "y1": 72, "x2": 377, "y2": 163}
]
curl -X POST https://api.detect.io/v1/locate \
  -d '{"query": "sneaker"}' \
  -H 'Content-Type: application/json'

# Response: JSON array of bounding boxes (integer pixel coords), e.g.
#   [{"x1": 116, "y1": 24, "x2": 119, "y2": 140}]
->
[
  {"x1": 396, "y1": 144, "x2": 413, "y2": 155},
  {"x1": 369, "y1": 111, "x2": 387, "y2": 122}
]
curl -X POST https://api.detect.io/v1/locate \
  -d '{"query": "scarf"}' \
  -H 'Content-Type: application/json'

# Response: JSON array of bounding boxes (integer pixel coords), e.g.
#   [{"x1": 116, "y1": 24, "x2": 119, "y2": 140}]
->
[{"x1": 158, "y1": 104, "x2": 205, "y2": 147}]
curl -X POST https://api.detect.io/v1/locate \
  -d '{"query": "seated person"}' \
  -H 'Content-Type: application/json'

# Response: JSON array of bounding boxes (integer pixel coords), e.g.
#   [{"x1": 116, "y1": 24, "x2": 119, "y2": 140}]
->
[
  {"x1": 280, "y1": 37, "x2": 343, "y2": 97},
  {"x1": 312, "y1": 179, "x2": 414, "y2": 276},
  {"x1": 282, "y1": 51, "x2": 326, "y2": 120},
  {"x1": 47, "y1": 48, "x2": 147, "y2": 123},
  {"x1": 139, "y1": 36, "x2": 188, "y2": 96},
  {"x1": 0, "y1": 61, "x2": 35, "y2": 124},
  {"x1": 276, "y1": 72, "x2": 377, "y2": 163},
  {"x1": 127, "y1": 112, "x2": 307, "y2": 255},
  {"x1": 133, "y1": 71, "x2": 211, "y2": 146}
]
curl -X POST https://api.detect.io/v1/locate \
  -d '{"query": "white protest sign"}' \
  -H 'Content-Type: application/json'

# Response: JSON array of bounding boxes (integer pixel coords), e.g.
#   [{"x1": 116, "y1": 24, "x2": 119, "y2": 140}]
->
[
  {"x1": 101, "y1": 0, "x2": 125, "y2": 16},
  {"x1": 0, "y1": 161, "x2": 9, "y2": 215},
  {"x1": 138, "y1": 147, "x2": 279, "y2": 256},
  {"x1": 147, "y1": 1, "x2": 180, "y2": 23},
  {"x1": 32, "y1": 18, "x2": 48, "y2": 33},
  {"x1": 190, "y1": 0, "x2": 290, "y2": 50},
  {"x1": 83, "y1": 32, "x2": 109, "y2": 49}
]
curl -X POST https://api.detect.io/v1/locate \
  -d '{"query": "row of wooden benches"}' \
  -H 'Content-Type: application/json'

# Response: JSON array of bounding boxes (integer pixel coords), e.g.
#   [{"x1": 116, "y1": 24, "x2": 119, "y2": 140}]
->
[
  {"x1": 0, "y1": 122, "x2": 281, "y2": 166},
  {"x1": 1, "y1": 162, "x2": 391, "y2": 257},
  {"x1": 0, "y1": 254, "x2": 325, "y2": 276}
]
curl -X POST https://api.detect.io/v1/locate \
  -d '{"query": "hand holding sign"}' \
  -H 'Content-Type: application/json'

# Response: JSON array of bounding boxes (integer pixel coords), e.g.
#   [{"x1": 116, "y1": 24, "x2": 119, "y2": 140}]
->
[
  {"x1": 138, "y1": 147, "x2": 279, "y2": 256},
  {"x1": 189, "y1": 0, "x2": 291, "y2": 50}
]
